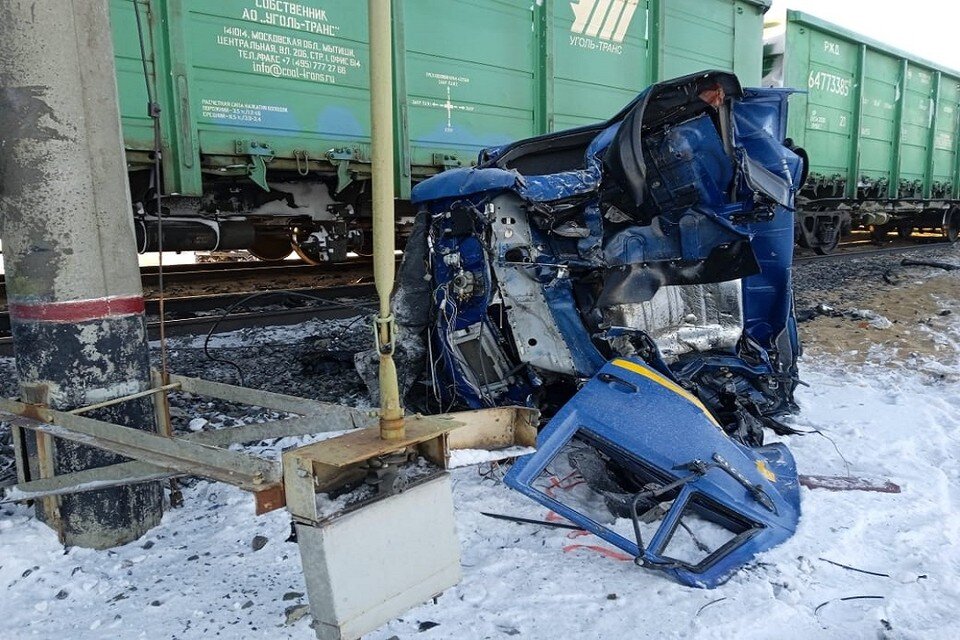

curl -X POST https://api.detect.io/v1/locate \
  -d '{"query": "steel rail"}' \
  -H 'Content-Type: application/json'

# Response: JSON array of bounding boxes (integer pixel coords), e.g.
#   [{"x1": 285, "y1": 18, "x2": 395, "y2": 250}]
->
[{"x1": 0, "y1": 284, "x2": 378, "y2": 356}]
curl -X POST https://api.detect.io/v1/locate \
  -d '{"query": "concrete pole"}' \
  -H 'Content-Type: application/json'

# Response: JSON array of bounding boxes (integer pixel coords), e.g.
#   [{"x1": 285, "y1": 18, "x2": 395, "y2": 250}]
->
[
  {"x1": 0, "y1": 0, "x2": 163, "y2": 548},
  {"x1": 369, "y1": 0, "x2": 405, "y2": 440}
]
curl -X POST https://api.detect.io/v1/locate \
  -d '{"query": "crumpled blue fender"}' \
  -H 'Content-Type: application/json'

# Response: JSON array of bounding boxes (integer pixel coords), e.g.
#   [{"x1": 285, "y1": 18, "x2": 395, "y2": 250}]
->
[
  {"x1": 411, "y1": 167, "x2": 522, "y2": 204},
  {"x1": 412, "y1": 121, "x2": 622, "y2": 206},
  {"x1": 505, "y1": 358, "x2": 800, "y2": 588}
]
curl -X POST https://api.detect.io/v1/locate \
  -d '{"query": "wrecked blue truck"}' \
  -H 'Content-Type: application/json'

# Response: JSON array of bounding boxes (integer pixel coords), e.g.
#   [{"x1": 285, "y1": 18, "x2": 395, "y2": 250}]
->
[{"x1": 395, "y1": 71, "x2": 805, "y2": 588}]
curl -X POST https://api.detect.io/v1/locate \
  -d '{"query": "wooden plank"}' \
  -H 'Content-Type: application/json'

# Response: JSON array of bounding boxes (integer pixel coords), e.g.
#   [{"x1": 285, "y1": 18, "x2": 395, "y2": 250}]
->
[
  {"x1": 34, "y1": 428, "x2": 63, "y2": 541},
  {"x1": 151, "y1": 370, "x2": 174, "y2": 438},
  {"x1": 445, "y1": 407, "x2": 538, "y2": 450},
  {"x1": 0, "y1": 413, "x2": 371, "y2": 501},
  {"x1": 254, "y1": 484, "x2": 286, "y2": 514},
  {"x1": 10, "y1": 421, "x2": 29, "y2": 485},
  {"x1": 20, "y1": 384, "x2": 63, "y2": 540},
  {"x1": 292, "y1": 415, "x2": 459, "y2": 468},
  {"x1": 171, "y1": 374, "x2": 369, "y2": 420},
  {"x1": 1, "y1": 463, "x2": 180, "y2": 503},
  {"x1": 0, "y1": 398, "x2": 281, "y2": 491}
]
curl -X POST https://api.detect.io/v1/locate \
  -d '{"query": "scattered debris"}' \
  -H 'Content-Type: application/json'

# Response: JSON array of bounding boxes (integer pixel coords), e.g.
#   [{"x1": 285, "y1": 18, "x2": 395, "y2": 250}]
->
[
  {"x1": 814, "y1": 595, "x2": 885, "y2": 626},
  {"x1": 797, "y1": 305, "x2": 893, "y2": 329},
  {"x1": 480, "y1": 512, "x2": 582, "y2": 531},
  {"x1": 696, "y1": 597, "x2": 728, "y2": 617},
  {"x1": 848, "y1": 309, "x2": 894, "y2": 329},
  {"x1": 283, "y1": 604, "x2": 310, "y2": 626},
  {"x1": 251, "y1": 535, "x2": 268, "y2": 551},
  {"x1": 797, "y1": 266, "x2": 960, "y2": 367},
  {"x1": 796, "y1": 303, "x2": 845, "y2": 322},
  {"x1": 818, "y1": 557, "x2": 891, "y2": 578},
  {"x1": 901, "y1": 258, "x2": 960, "y2": 271},
  {"x1": 799, "y1": 475, "x2": 901, "y2": 494}
]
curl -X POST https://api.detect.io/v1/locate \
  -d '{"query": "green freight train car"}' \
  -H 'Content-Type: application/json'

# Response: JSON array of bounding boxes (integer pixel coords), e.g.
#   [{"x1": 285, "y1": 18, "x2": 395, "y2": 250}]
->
[
  {"x1": 111, "y1": 0, "x2": 770, "y2": 263},
  {"x1": 764, "y1": 10, "x2": 960, "y2": 252}
]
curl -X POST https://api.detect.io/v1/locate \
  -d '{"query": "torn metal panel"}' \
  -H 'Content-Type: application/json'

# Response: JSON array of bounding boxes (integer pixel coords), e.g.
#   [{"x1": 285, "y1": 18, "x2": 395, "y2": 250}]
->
[
  {"x1": 505, "y1": 359, "x2": 800, "y2": 588},
  {"x1": 604, "y1": 281, "x2": 744, "y2": 362}
]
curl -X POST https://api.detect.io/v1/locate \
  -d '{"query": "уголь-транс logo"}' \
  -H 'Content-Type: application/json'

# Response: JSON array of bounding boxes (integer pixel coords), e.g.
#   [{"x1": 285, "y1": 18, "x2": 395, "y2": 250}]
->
[{"x1": 570, "y1": 0, "x2": 639, "y2": 47}]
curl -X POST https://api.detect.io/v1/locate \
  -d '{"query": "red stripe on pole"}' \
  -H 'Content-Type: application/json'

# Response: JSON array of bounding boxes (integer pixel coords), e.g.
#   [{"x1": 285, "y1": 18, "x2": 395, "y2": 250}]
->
[{"x1": 9, "y1": 296, "x2": 146, "y2": 323}]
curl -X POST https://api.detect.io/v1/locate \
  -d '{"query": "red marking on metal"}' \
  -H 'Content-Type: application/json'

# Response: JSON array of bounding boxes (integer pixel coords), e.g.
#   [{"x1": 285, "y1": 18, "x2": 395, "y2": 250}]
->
[
  {"x1": 562, "y1": 544, "x2": 633, "y2": 562},
  {"x1": 799, "y1": 474, "x2": 902, "y2": 494},
  {"x1": 254, "y1": 484, "x2": 286, "y2": 515},
  {"x1": 9, "y1": 296, "x2": 145, "y2": 323}
]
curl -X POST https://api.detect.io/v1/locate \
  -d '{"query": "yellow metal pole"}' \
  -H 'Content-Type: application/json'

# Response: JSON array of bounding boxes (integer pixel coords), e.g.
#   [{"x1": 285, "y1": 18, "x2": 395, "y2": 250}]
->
[{"x1": 369, "y1": 0, "x2": 404, "y2": 440}]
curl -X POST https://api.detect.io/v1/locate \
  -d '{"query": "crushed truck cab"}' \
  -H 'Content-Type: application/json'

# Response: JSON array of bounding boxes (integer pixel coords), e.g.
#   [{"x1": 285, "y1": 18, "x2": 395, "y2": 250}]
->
[{"x1": 398, "y1": 71, "x2": 805, "y2": 586}]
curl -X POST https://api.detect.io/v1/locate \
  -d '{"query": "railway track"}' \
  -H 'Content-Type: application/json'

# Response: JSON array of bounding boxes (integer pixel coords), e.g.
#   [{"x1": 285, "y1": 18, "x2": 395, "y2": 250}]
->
[
  {"x1": 0, "y1": 283, "x2": 378, "y2": 357},
  {"x1": 794, "y1": 238, "x2": 955, "y2": 265},
  {"x1": 0, "y1": 257, "x2": 377, "y2": 298},
  {"x1": 137, "y1": 258, "x2": 376, "y2": 287},
  {"x1": 0, "y1": 238, "x2": 954, "y2": 357}
]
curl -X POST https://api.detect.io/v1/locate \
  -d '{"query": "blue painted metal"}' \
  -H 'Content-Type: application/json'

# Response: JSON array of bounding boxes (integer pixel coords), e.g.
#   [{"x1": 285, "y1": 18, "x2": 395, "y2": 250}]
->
[
  {"x1": 410, "y1": 167, "x2": 520, "y2": 204},
  {"x1": 505, "y1": 358, "x2": 800, "y2": 588},
  {"x1": 735, "y1": 89, "x2": 804, "y2": 358},
  {"x1": 411, "y1": 122, "x2": 618, "y2": 206},
  {"x1": 409, "y1": 74, "x2": 805, "y2": 585}
]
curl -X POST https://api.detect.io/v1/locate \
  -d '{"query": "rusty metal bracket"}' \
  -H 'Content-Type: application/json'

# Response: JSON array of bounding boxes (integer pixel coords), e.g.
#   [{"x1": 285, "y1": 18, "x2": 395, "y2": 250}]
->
[{"x1": 372, "y1": 313, "x2": 397, "y2": 356}]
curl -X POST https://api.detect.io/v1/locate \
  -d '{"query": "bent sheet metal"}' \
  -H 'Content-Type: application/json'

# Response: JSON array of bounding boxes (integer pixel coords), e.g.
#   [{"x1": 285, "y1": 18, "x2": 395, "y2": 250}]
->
[
  {"x1": 401, "y1": 71, "x2": 806, "y2": 586},
  {"x1": 505, "y1": 358, "x2": 800, "y2": 588}
]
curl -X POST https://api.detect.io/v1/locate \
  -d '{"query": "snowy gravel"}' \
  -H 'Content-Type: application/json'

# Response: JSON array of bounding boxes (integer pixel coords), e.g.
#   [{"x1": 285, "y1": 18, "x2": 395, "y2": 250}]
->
[
  {"x1": 793, "y1": 243, "x2": 960, "y2": 310},
  {"x1": 1, "y1": 358, "x2": 958, "y2": 639},
  {"x1": 1, "y1": 261, "x2": 959, "y2": 639}
]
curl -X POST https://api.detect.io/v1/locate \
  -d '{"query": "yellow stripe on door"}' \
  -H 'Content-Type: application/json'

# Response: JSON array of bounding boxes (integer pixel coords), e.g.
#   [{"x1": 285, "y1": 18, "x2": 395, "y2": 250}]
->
[{"x1": 610, "y1": 358, "x2": 722, "y2": 429}]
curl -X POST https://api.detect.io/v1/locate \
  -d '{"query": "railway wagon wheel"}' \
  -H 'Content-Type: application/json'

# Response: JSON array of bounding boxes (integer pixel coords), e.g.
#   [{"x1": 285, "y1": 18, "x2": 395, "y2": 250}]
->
[
  {"x1": 897, "y1": 223, "x2": 914, "y2": 240},
  {"x1": 812, "y1": 219, "x2": 841, "y2": 255},
  {"x1": 813, "y1": 231, "x2": 840, "y2": 255},
  {"x1": 869, "y1": 224, "x2": 891, "y2": 244},
  {"x1": 292, "y1": 240, "x2": 325, "y2": 266},
  {"x1": 248, "y1": 234, "x2": 294, "y2": 262},
  {"x1": 944, "y1": 208, "x2": 960, "y2": 243}
]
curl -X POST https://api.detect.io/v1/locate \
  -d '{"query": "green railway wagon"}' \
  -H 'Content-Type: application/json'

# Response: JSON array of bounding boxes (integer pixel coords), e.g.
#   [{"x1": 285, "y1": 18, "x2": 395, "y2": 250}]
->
[
  {"x1": 764, "y1": 10, "x2": 960, "y2": 252},
  {"x1": 111, "y1": 0, "x2": 770, "y2": 263}
]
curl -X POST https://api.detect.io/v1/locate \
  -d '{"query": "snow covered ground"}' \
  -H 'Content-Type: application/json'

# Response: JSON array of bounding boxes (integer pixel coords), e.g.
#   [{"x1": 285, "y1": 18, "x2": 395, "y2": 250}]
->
[{"x1": 2, "y1": 304, "x2": 960, "y2": 638}]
